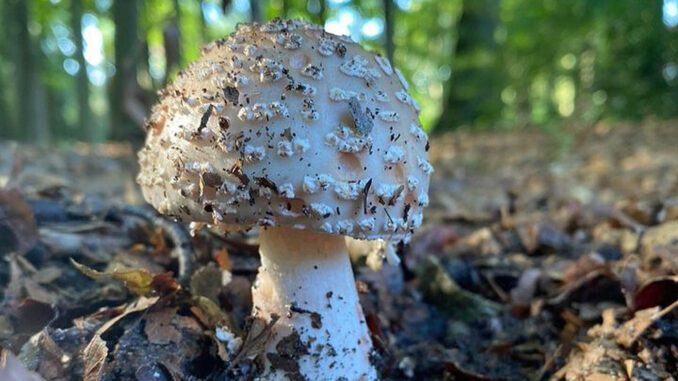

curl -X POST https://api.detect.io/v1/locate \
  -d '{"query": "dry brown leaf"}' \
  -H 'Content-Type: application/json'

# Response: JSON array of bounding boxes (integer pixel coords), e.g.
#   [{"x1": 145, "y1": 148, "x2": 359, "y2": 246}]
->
[
  {"x1": 6, "y1": 256, "x2": 57, "y2": 305},
  {"x1": 229, "y1": 315, "x2": 280, "y2": 370},
  {"x1": 94, "y1": 296, "x2": 159, "y2": 338},
  {"x1": 561, "y1": 254, "x2": 607, "y2": 285},
  {"x1": 191, "y1": 296, "x2": 232, "y2": 328},
  {"x1": 80, "y1": 297, "x2": 159, "y2": 380},
  {"x1": 213, "y1": 248, "x2": 232, "y2": 271},
  {"x1": 83, "y1": 335, "x2": 107, "y2": 381},
  {"x1": 0, "y1": 188, "x2": 38, "y2": 255},
  {"x1": 614, "y1": 299, "x2": 678, "y2": 348},
  {"x1": 639, "y1": 221, "x2": 678, "y2": 273},
  {"x1": 144, "y1": 307, "x2": 182, "y2": 345}
]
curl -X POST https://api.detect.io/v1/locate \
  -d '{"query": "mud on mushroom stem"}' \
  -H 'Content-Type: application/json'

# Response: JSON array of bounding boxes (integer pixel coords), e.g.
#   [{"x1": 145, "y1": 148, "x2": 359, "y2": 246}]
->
[{"x1": 253, "y1": 226, "x2": 378, "y2": 380}]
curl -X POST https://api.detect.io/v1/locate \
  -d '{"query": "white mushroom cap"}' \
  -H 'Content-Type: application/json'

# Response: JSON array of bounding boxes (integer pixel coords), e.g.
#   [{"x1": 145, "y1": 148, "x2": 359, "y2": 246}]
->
[{"x1": 137, "y1": 19, "x2": 431, "y2": 242}]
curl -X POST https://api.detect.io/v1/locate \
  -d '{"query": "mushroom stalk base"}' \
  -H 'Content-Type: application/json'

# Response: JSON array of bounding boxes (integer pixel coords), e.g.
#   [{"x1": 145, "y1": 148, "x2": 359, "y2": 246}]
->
[{"x1": 253, "y1": 226, "x2": 377, "y2": 380}]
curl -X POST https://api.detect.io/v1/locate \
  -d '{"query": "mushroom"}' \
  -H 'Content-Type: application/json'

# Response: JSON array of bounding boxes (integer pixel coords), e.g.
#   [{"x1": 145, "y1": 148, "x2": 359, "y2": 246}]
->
[{"x1": 137, "y1": 19, "x2": 431, "y2": 380}]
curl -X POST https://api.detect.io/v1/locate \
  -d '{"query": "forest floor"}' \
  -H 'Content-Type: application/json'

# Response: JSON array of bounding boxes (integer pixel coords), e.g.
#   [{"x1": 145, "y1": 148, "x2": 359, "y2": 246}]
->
[{"x1": 1, "y1": 120, "x2": 677, "y2": 380}]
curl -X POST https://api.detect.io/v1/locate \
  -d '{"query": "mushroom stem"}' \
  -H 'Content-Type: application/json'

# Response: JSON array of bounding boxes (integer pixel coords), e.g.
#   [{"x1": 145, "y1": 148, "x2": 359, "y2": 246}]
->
[{"x1": 253, "y1": 226, "x2": 377, "y2": 380}]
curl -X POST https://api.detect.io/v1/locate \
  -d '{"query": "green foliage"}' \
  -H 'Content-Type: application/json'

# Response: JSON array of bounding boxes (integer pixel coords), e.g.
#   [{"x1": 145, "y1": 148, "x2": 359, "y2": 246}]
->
[
  {"x1": 437, "y1": 0, "x2": 678, "y2": 131},
  {"x1": 0, "y1": 0, "x2": 675, "y2": 142}
]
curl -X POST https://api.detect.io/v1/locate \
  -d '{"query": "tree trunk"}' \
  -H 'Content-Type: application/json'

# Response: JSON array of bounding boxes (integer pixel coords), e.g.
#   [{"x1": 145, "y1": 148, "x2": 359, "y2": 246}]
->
[
  {"x1": 7, "y1": 0, "x2": 49, "y2": 143},
  {"x1": 11, "y1": 0, "x2": 31, "y2": 141},
  {"x1": 0, "y1": 68, "x2": 9, "y2": 139},
  {"x1": 249, "y1": 0, "x2": 262, "y2": 23},
  {"x1": 318, "y1": 0, "x2": 327, "y2": 23},
  {"x1": 434, "y1": 0, "x2": 503, "y2": 131},
  {"x1": 110, "y1": 0, "x2": 143, "y2": 142},
  {"x1": 382, "y1": 0, "x2": 395, "y2": 63},
  {"x1": 70, "y1": 0, "x2": 92, "y2": 141},
  {"x1": 163, "y1": 0, "x2": 182, "y2": 82},
  {"x1": 309, "y1": 0, "x2": 327, "y2": 25},
  {"x1": 281, "y1": 0, "x2": 289, "y2": 18},
  {"x1": 0, "y1": 2, "x2": 13, "y2": 139}
]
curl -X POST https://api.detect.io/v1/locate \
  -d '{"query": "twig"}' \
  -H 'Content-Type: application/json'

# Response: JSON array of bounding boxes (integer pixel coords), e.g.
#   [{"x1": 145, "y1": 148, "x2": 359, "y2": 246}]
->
[{"x1": 113, "y1": 205, "x2": 195, "y2": 285}]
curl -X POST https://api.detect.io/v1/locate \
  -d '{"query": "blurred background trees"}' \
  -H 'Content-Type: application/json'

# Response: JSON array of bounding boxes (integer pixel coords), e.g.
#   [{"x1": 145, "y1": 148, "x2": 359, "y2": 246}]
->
[{"x1": 0, "y1": 0, "x2": 676, "y2": 145}]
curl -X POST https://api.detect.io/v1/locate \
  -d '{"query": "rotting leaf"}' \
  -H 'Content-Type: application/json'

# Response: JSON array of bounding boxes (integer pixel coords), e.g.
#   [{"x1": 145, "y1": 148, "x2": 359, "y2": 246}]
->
[
  {"x1": 13, "y1": 299, "x2": 56, "y2": 335},
  {"x1": 71, "y1": 259, "x2": 154, "y2": 296},
  {"x1": 149, "y1": 272, "x2": 180, "y2": 295},
  {"x1": 417, "y1": 257, "x2": 501, "y2": 321},
  {"x1": 0, "y1": 188, "x2": 38, "y2": 255}
]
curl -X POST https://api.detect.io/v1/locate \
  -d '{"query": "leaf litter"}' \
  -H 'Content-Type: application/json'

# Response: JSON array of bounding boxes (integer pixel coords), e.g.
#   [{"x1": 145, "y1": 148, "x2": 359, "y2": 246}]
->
[{"x1": 1, "y1": 122, "x2": 677, "y2": 379}]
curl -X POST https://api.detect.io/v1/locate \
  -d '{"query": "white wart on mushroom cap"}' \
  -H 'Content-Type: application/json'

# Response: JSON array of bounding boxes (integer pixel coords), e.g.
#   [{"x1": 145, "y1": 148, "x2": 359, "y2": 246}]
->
[{"x1": 137, "y1": 19, "x2": 431, "y2": 242}]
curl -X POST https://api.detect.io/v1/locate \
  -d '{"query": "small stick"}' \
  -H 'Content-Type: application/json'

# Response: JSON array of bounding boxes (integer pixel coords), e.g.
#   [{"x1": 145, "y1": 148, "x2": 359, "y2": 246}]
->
[{"x1": 114, "y1": 205, "x2": 195, "y2": 285}]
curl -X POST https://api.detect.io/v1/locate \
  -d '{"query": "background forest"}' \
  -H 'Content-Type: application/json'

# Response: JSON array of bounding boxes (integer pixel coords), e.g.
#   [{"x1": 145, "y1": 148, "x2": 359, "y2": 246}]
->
[
  {"x1": 2, "y1": 2, "x2": 678, "y2": 380},
  {"x1": 0, "y1": 0, "x2": 677, "y2": 144}
]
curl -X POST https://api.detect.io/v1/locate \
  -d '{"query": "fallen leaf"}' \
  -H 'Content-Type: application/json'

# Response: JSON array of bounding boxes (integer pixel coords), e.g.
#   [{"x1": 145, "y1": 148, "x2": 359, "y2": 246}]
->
[
  {"x1": 517, "y1": 221, "x2": 571, "y2": 255},
  {"x1": 94, "y1": 296, "x2": 159, "y2": 338},
  {"x1": 71, "y1": 259, "x2": 155, "y2": 296},
  {"x1": 632, "y1": 276, "x2": 678, "y2": 312},
  {"x1": 13, "y1": 299, "x2": 56, "y2": 335},
  {"x1": 144, "y1": 308, "x2": 182, "y2": 345},
  {"x1": 229, "y1": 315, "x2": 280, "y2": 370},
  {"x1": 418, "y1": 257, "x2": 501, "y2": 321},
  {"x1": 83, "y1": 335, "x2": 107, "y2": 381},
  {"x1": 639, "y1": 221, "x2": 678, "y2": 273},
  {"x1": 18, "y1": 329, "x2": 66, "y2": 378},
  {"x1": 5, "y1": 256, "x2": 56, "y2": 305},
  {"x1": 0, "y1": 188, "x2": 38, "y2": 255},
  {"x1": 191, "y1": 296, "x2": 233, "y2": 329},
  {"x1": 615, "y1": 299, "x2": 678, "y2": 348},
  {"x1": 149, "y1": 272, "x2": 180, "y2": 295},
  {"x1": 213, "y1": 248, "x2": 232, "y2": 271},
  {"x1": 79, "y1": 297, "x2": 159, "y2": 380}
]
